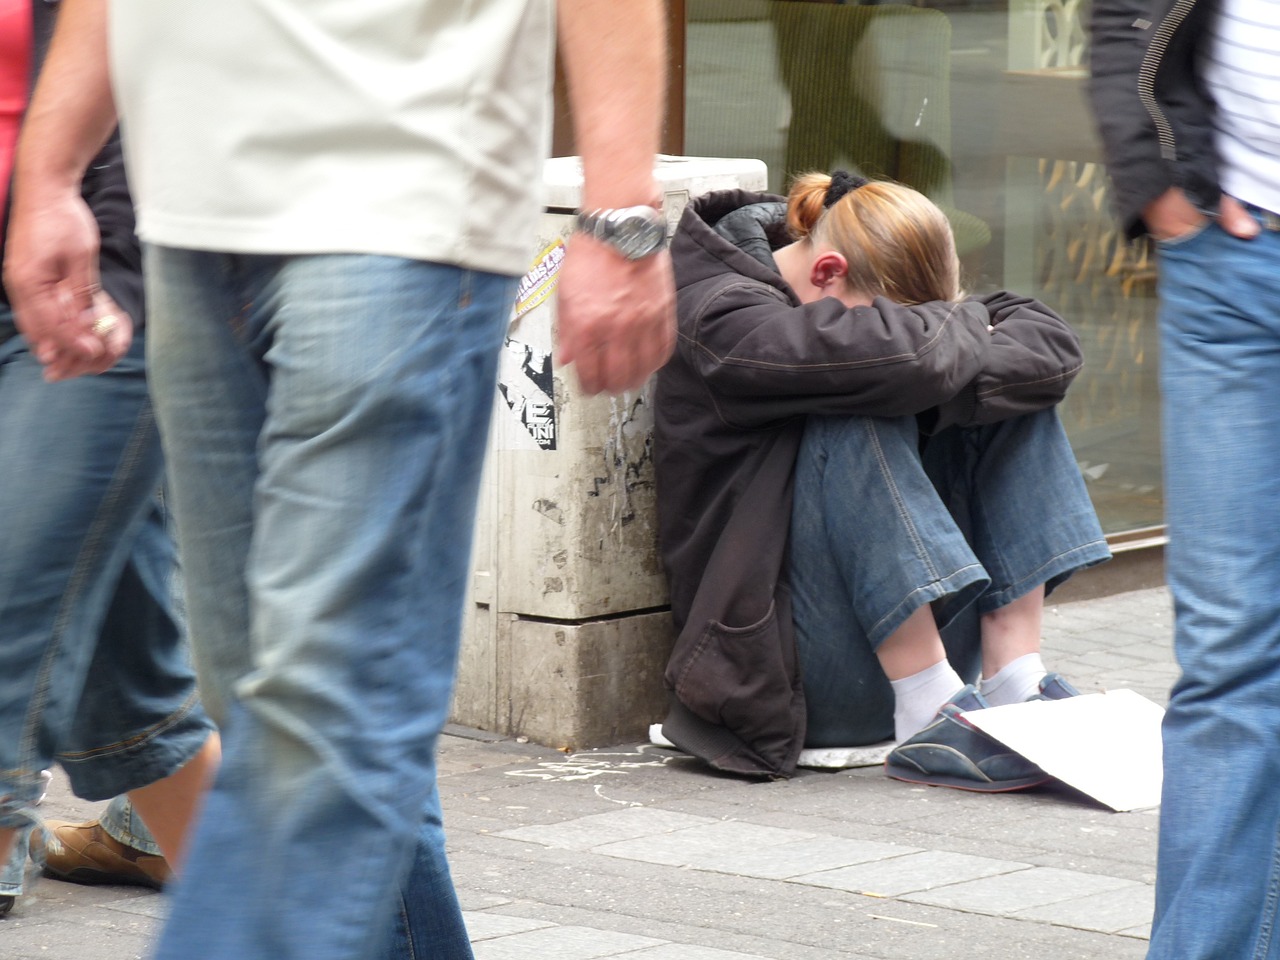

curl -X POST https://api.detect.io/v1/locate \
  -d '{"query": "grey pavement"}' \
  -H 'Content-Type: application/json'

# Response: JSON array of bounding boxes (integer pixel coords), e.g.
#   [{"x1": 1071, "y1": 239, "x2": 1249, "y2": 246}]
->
[{"x1": 2, "y1": 585, "x2": 1175, "y2": 959}]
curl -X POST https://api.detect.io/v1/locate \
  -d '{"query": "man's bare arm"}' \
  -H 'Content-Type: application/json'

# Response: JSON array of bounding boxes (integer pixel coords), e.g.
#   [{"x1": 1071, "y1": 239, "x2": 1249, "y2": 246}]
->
[
  {"x1": 5, "y1": 0, "x2": 123, "y2": 381},
  {"x1": 554, "y1": 0, "x2": 676, "y2": 396}
]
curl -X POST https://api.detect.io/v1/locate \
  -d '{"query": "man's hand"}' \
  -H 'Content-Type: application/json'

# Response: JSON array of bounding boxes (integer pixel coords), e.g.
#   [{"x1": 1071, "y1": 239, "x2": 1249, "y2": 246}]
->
[
  {"x1": 556, "y1": 234, "x2": 676, "y2": 395},
  {"x1": 3, "y1": 188, "x2": 121, "y2": 381},
  {"x1": 1218, "y1": 194, "x2": 1261, "y2": 239},
  {"x1": 1144, "y1": 187, "x2": 1260, "y2": 241},
  {"x1": 2, "y1": 0, "x2": 122, "y2": 379}
]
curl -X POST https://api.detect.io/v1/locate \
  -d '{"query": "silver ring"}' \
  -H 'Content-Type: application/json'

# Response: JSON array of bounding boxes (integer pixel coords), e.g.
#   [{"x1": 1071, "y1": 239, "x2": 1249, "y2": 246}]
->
[{"x1": 91, "y1": 313, "x2": 119, "y2": 338}]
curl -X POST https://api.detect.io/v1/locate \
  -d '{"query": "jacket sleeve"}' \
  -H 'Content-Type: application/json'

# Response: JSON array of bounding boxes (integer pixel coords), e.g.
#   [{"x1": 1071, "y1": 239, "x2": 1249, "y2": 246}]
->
[
  {"x1": 929, "y1": 291, "x2": 1083, "y2": 431},
  {"x1": 81, "y1": 134, "x2": 145, "y2": 331},
  {"x1": 681, "y1": 277, "x2": 990, "y2": 429},
  {"x1": 1087, "y1": 0, "x2": 1173, "y2": 239}
]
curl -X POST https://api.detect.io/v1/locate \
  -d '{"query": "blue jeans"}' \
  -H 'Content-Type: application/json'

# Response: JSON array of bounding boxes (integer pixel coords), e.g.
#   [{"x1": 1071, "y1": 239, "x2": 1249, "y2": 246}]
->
[
  {"x1": 789, "y1": 408, "x2": 1110, "y2": 747},
  {"x1": 143, "y1": 248, "x2": 514, "y2": 960},
  {"x1": 1147, "y1": 216, "x2": 1280, "y2": 960},
  {"x1": 0, "y1": 320, "x2": 213, "y2": 889}
]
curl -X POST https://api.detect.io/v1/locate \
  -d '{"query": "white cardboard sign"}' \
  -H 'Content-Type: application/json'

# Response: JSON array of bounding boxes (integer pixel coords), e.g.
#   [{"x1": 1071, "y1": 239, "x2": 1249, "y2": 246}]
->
[{"x1": 963, "y1": 689, "x2": 1165, "y2": 811}]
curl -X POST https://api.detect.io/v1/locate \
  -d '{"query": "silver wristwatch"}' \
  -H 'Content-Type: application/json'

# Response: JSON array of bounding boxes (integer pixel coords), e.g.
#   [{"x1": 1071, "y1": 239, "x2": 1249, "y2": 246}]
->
[{"x1": 574, "y1": 205, "x2": 667, "y2": 260}]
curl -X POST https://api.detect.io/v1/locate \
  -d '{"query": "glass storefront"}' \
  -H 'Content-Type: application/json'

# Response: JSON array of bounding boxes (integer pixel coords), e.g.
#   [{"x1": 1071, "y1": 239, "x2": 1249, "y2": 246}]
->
[{"x1": 680, "y1": 0, "x2": 1163, "y2": 536}]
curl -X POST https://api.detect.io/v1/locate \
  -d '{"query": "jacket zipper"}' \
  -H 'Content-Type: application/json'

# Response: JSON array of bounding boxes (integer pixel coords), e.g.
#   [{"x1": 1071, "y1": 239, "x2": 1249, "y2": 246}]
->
[{"x1": 1137, "y1": 0, "x2": 1198, "y2": 161}]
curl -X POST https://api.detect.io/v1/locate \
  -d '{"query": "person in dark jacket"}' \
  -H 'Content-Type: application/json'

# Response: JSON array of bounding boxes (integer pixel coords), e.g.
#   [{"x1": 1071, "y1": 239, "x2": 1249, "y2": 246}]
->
[
  {"x1": 654, "y1": 172, "x2": 1110, "y2": 787},
  {"x1": 0, "y1": 0, "x2": 218, "y2": 917},
  {"x1": 1089, "y1": 2, "x2": 1280, "y2": 957}
]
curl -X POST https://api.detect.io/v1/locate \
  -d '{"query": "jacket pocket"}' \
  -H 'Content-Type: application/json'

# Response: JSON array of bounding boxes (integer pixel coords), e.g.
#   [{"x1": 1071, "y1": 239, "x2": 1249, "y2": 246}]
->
[{"x1": 672, "y1": 600, "x2": 802, "y2": 759}]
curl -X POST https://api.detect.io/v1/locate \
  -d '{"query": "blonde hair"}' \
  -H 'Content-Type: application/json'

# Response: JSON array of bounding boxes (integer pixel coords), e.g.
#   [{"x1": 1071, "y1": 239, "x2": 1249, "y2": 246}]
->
[{"x1": 786, "y1": 172, "x2": 962, "y2": 305}]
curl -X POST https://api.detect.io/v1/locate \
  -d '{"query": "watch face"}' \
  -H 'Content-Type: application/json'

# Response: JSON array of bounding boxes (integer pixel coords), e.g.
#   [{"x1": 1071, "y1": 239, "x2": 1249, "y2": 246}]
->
[{"x1": 612, "y1": 216, "x2": 667, "y2": 259}]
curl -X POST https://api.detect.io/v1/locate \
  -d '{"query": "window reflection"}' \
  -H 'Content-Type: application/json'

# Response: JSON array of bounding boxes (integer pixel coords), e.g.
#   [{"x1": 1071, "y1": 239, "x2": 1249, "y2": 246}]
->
[{"x1": 684, "y1": 0, "x2": 1163, "y2": 534}]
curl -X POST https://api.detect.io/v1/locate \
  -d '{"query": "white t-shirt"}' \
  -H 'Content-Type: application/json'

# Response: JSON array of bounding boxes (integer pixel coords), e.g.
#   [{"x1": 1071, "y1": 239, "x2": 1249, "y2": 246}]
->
[
  {"x1": 1204, "y1": 0, "x2": 1280, "y2": 213},
  {"x1": 109, "y1": 0, "x2": 554, "y2": 276}
]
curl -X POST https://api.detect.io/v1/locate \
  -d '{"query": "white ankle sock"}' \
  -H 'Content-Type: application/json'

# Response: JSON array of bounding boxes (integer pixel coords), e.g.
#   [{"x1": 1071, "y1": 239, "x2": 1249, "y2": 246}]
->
[
  {"x1": 890, "y1": 660, "x2": 965, "y2": 742},
  {"x1": 979, "y1": 652, "x2": 1047, "y2": 706}
]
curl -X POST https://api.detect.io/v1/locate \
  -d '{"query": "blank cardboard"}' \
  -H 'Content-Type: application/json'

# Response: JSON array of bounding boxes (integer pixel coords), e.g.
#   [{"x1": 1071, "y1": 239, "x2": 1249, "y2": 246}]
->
[{"x1": 962, "y1": 689, "x2": 1164, "y2": 811}]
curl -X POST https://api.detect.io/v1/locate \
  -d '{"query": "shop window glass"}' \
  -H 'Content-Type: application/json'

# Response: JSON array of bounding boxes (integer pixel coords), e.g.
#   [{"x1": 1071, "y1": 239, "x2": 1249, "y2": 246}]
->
[{"x1": 684, "y1": 0, "x2": 1163, "y2": 535}]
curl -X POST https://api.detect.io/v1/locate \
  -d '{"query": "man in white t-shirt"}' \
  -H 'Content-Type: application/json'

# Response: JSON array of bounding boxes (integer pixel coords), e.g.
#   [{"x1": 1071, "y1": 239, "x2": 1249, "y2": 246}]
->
[
  {"x1": 1090, "y1": 1, "x2": 1280, "y2": 958},
  {"x1": 4, "y1": 2, "x2": 675, "y2": 958}
]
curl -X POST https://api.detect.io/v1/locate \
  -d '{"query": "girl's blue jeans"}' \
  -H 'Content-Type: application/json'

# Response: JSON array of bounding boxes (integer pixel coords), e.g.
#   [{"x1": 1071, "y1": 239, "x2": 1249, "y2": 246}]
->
[{"x1": 789, "y1": 408, "x2": 1110, "y2": 747}]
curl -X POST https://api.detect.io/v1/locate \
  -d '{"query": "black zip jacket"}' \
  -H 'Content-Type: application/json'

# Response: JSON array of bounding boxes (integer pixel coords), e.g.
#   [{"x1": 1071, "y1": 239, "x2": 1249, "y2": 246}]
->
[
  {"x1": 1088, "y1": 0, "x2": 1222, "y2": 239},
  {"x1": 0, "y1": 0, "x2": 143, "y2": 329},
  {"x1": 654, "y1": 190, "x2": 1084, "y2": 778}
]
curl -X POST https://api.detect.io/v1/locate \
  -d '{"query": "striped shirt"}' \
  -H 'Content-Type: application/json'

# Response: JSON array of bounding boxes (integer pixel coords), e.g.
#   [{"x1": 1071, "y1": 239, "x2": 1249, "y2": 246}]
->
[{"x1": 1204, "y1": 0, "x2": 1280, "y2": 212}]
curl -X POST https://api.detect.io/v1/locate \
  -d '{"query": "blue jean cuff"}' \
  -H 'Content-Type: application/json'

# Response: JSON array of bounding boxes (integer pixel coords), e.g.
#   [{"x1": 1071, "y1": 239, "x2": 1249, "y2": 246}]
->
[
  {"x1": 59, "y1": 701, "x2": 214, "y2": 803},
  {"x1": 0, "y1": 776, "x2": 44, "y2": 830},
  {"x1": 101, "y1": 797, "x2": 163, "y2": 857},
  {"x1": 867, "y1": 561, "x2": 990, "y2": 648},
  {"x1": 0, "y1": 820, "x2": 37, "y2": 895},
  {"x1": 978, "y1": 538, "x2": 1112, "y2": 613}
]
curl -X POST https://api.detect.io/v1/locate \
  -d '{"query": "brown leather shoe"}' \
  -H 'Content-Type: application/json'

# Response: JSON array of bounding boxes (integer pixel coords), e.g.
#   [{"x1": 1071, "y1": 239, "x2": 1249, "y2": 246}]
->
[{"x1": 33, "y1": 819, "x2": 171, "y2": 890}]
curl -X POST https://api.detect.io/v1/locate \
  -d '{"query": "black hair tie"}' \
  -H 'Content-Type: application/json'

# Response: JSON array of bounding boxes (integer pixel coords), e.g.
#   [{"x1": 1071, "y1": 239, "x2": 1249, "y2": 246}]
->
[{"x1": 824, "y1": 170, "x2": 869, "y2": 208}]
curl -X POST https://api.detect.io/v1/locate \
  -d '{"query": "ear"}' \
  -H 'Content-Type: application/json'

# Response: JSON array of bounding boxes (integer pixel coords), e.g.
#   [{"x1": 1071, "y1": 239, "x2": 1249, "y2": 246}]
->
[{"x1": 809, "y1": 251, "x2": 849, "y2": 289}]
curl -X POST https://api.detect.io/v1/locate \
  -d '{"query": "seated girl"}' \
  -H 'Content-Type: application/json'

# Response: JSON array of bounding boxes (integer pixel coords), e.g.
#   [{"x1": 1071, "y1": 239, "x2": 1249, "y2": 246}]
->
[{"x1": 653, "y1": 171, "x2": 1110, "y2": 790}]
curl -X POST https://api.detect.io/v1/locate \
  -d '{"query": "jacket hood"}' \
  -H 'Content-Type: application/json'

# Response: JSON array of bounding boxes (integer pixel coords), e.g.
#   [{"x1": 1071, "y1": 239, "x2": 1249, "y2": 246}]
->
[{"x1": 672, "y1": 189, "x2": 795, "y2": 302}]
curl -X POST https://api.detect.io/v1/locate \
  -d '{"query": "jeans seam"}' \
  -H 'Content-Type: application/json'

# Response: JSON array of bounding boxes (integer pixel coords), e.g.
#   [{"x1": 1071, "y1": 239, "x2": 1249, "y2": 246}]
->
[
  {"x1": 867, "y1": 563, "x2": 986, "y2": 642},
  {"x1": 399, "y1": 894, "x2": 419, "y2": 960},
  {"x1": 17, "y1": 401, "x2": 157, "y2": 776},
  {"x1": 1252, "y1": 844, "x2": 1280, "y2": 959},
  {"x1": 55, "y1": 690, "x2": 203, "y2": 763},
  {"x1": 979, "y1": 539, "x2": 1108, "y2": 612},
  {"x1": 961, "y1": 429, "x2": 1010, "y2": 591},
  {"x1": 866, "y1": 418, "x2": 938, "y2": 584}
]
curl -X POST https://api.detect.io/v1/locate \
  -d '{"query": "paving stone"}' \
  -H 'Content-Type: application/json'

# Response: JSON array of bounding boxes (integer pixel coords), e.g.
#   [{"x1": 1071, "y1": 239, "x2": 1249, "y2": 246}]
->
[
  {"x1": 458, "y1": 891, "x2": 517, "y2": 911},
  {"x1": 684, "y1": 835, "x2": 921, "y2": 880},
  {"x1": 622, "y1": 944, "x2": 782, "y2": 960},
  {"x1": 496, "y1": 806, "x2": 715, "y2": 850},
  {"x1": 902, "y1": 866, "x2": 1143, "y2": 915},
  {"x1": 1013, "y1": 883, "x2": 1155, "y2": 934},
  {"x1": 463, "y1": 911, "x2": 557, "y2": 940},
  {"x1": 471, "y1": 924, "x2": 666, "y2": 959},
  {"x1": 591, "y1": 820, "x2": 816, "y2": 866},
  {"x1": 2, "y1": 920, "x2": 154, "y2": 960},
  {"x1": 795, "y1": 850, "x2": 1031, "y2": 896}
]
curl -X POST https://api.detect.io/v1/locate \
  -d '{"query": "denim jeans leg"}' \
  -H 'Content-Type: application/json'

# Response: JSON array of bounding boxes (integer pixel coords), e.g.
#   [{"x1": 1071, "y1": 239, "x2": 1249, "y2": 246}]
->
[
  {"x1": 920, "y1": 409, "x2": 1111, "y2": 615},
  {"x1": 1146, "y1": 222, "x2": 1280, "y2": 960},
  {"x1": 789, "y1": 414, "x2": 990, "y2": 747},
  {"x1": 0, "y1": 823, "x2": 31, "y2": 896},
  {"x1": 99, "y1": 796, "x2": 162, "y2": 857},
  {"x1": 59, "y1": 500, "x2": 211, "y2": 801},
  {"x1": 389, "y1": 781, "x2": 473, "y2": 959},
  {"x1": 145, "y1": 248, "x2": 511, "y2": 960},
  {"x1": 0, "y1": 326, "x2": 208, "y2": 836}
]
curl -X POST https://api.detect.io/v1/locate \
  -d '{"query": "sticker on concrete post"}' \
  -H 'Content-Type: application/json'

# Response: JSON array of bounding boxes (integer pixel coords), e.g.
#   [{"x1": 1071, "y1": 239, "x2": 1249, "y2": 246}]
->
[
  {"x1": 500, "y1": 236, "x2": 566, "y2": 451},
  {"x1": 499, "y1": 339, "x2": 557, "y2": 450},
  {"x1": 513, "y1": 240, "x2": 565, "y2": 323}
]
